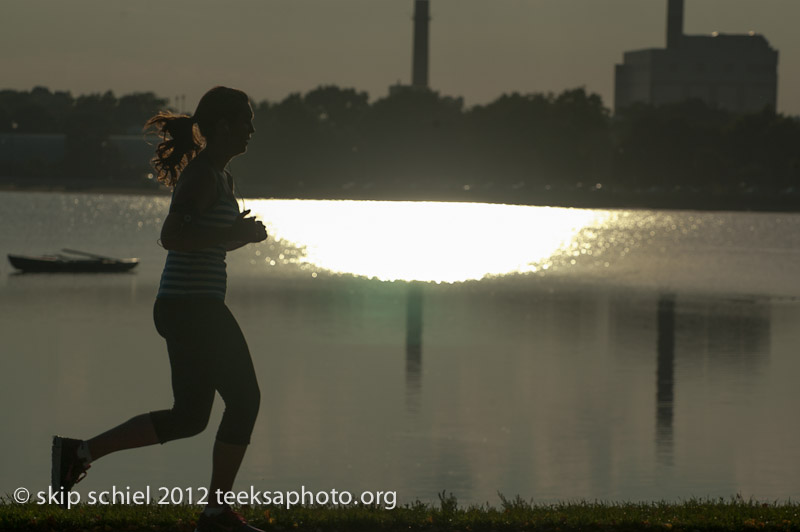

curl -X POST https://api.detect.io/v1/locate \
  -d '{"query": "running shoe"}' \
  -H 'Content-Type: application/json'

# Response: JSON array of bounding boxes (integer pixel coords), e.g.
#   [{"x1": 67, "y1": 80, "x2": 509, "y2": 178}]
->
[
  {"x1": 51, "y1": 436, "x2": 90, "y2": 503},
  {"x1": 195, "y1": 505, "x2": 265, "y2": 532}
]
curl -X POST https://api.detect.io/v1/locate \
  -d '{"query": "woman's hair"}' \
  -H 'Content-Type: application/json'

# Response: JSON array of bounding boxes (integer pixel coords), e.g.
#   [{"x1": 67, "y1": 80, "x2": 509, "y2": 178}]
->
[{"x1": 145, "y1": 86, "x2": 250, "y2": 187}]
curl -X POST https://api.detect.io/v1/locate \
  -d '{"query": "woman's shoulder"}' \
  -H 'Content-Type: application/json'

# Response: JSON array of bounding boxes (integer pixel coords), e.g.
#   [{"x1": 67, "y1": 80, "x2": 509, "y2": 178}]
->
[
  {"x1": 180, "y1": 156, "x2": 217, "y2": 184},
  {"x1": 171, "y1": 156, "x2": 220, "y2": 214}
]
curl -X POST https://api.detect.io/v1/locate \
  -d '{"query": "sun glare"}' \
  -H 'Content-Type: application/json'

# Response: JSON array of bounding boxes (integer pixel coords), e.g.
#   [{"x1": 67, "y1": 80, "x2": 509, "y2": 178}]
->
[{"x1": 247, "y1": 200, "x2": 605, "y2": 283}]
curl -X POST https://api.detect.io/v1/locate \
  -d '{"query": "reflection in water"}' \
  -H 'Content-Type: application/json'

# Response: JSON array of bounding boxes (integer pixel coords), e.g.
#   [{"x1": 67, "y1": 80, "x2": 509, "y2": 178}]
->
[
  {"x1": 406, "y1": 282, "x2": 424, "y2": 413},
  {"x1": 653, "y1": 295, "x2": 773, "y2": 468},
  {"x1": 0, "y1": 266, "x2": 789, "y2": 503},
  {"x1": 678, "y1": 299, "x2": 771, "y2": 372},
  {"x1": 656, "y1": 294, "x2": 676, "y2": 465},
  {"x1": 248, "y1": 199, "x2": 606, "y2": 282}
]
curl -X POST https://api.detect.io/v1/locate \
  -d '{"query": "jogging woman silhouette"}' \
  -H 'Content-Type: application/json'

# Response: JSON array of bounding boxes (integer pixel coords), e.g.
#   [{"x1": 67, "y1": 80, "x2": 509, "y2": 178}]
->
[{"x1": 52, "y1": 86, "x2": 267, "y2": 532}]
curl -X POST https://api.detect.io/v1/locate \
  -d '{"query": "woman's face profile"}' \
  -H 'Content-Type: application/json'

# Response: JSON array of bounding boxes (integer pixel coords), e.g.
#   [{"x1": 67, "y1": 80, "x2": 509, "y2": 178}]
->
[
  {"x1": 225, "y1": 103, "x2": 255, "y2": 156},
  {"x1": 213, "y1": 102, "x2": 255, "y2": 156}
]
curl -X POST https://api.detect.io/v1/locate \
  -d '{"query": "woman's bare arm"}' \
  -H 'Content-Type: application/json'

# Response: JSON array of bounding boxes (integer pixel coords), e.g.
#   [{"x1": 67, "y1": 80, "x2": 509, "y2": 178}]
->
[
  {"x1": 159, "y1": 165, "x2": 266, "y2": 251},
  {"x1": 224, "y1": 240, "x2": 249, "y2": 252},
  {"x1": 160, "y1": 212, "x2": 235, "y2": 251}
]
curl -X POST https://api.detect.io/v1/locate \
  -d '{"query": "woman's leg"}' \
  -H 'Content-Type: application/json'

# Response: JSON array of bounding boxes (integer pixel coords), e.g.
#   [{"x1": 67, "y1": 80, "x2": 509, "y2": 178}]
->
[
  {"x1": 77, "y1": 341, "x2": 215, "y2": 464},
  {"x1": 86, "y1": 413, "x2": 159, "y2": 462},
  {"x1": 204, "y1": 303, "x2": 261, "y2": 506},
  {"x1": 209, "y1": 440, "x2": 249, "y2": 506},
  {"x1": 86, "y1": 299, "x2": 218, "y2": 463},
  {"x1": 53, "y1": 299, "x2": 219, "y2": 497}
]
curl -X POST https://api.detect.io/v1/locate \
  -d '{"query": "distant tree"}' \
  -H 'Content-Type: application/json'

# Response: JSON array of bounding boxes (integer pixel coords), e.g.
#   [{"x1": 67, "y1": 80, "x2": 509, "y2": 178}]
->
[
  {"x1": 0, "y1": 89, "x2": 28, "y2": 133},
  {"x1": 241, "y1": 86, "x2": 372, "y2": 195},
  {"x1": 612, "y1": 100, "x2": 731, "y2": 189},
  {"x1": 466, "y1": 92, "x2": 553, "y2": 186},
  {"x1": 244, "y1": 93, "x2": 319, "y2": 194},
  {"x1": 464, "y1": 88, "x2": 611, "y2": 191},
  {"x1": 304, "y1": 85, "x2": 369, "y2": 132},
  {"x1": 548, "y1": 88, "x2": 612, "y2": 186},
  {"x1": 0, "y1": 86, "x2": 72, "y2": 133},
  {"x1": 361, "y1": 88, "x2": 464, "y2": 189},
  {"x1": 724, "y1": 109, "x2": 800, "y2": 191},
  {"x1": 114, "y1": 92, "x2": 169, "y2": 134},
  {"x1": 63, "y1": 91, "x2": 121, "y2": 180}
]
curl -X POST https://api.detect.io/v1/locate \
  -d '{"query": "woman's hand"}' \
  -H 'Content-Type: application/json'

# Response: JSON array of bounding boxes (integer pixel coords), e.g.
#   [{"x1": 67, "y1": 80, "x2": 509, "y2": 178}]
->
[{"x1": 230, "y1": 209, "x2": 268, "y2": 244}]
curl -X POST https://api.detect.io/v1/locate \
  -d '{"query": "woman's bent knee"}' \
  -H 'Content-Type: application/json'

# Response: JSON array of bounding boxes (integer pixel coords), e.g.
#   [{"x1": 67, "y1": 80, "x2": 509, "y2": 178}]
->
[
  {"x1": 150, "y1": 408, "x2": 211, "y2": 443},
  {"x1": 216, "y1": 384, "x2": 260, "y2": 445}
]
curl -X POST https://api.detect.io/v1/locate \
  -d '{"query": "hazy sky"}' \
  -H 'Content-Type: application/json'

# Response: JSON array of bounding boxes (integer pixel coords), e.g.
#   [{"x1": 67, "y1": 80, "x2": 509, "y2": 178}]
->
[{"x1": 2, "y1": 0, "x2": 799, "y2": 115}]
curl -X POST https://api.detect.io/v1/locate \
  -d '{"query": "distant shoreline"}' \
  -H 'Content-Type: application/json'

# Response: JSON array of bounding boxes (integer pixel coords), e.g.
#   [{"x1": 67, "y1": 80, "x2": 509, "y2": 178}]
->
[{"x1": 1, "y1": 183, "x2": 798, "y2": 213}]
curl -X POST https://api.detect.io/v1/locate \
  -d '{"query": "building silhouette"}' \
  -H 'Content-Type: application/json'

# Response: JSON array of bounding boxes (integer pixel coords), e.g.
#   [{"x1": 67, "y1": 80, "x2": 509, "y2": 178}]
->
[{"x1": 615, "y1": 0, "x2": 778, "y2": 113}]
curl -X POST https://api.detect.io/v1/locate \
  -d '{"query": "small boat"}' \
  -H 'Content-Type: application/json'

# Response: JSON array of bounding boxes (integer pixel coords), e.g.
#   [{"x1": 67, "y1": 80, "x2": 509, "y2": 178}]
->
[{"x1": 7, "y1": 249, "x2": 139, "y2": 273}]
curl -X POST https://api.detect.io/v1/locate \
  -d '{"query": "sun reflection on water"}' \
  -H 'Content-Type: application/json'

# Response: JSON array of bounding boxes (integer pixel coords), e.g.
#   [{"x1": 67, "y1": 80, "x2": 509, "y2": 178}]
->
[{"x1": 247, "y1": 199, "x2": 607, "y2": 283}]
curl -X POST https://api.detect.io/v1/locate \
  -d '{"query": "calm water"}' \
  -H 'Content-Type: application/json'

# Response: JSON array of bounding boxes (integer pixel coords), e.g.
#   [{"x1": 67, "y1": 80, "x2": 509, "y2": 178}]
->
[{"x1": 1, "y1": 190, "x2": 800, "y2": 505}]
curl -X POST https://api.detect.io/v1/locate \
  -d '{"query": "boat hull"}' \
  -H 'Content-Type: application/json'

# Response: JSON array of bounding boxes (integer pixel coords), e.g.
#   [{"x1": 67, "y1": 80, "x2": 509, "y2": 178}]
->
[{"x1": 8, "y1": 254, "x2": 139, "y2": 273}]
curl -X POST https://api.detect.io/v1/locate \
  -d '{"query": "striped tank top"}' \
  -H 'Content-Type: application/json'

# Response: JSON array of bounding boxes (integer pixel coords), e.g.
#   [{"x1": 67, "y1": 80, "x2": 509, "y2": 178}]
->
[{"x1": 157, "y1": 168, "x2": 240, "y2": 300}]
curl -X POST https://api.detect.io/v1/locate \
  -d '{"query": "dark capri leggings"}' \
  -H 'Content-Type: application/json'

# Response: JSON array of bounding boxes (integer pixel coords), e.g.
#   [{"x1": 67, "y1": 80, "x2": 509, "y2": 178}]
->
[{"x1": 149, "y1": 297, "x2": 261, "y2": 446}]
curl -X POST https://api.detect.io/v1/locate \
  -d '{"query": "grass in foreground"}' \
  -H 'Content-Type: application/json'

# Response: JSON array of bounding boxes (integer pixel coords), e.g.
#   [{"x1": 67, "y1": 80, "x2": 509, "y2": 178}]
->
[{"x1": 3, "y1": 492, "x2": 800, "y2": 531}]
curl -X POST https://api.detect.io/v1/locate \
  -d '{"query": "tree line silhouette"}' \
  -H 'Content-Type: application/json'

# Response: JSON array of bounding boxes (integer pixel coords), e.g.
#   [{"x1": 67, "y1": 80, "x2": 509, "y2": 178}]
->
[
  {"x1": 0, "y1": 87, "x2": 166, "y2": 182},
  {"x1": 1, "y1": 86, "x2": 798, "y2": 207}
]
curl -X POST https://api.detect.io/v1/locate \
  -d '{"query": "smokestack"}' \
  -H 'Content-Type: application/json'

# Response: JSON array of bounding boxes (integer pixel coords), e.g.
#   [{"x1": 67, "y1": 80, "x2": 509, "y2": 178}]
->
[
  {"x1": 412, "y1": 0, "x2": 430, "y2": 88},
  {"x1": 666, "y1": 0, "x2": 684, "y2": 48}
]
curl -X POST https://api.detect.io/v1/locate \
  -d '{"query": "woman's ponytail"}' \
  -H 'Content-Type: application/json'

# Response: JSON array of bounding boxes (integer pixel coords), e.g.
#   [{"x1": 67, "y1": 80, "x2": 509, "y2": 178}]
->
[
  {"x1": 144, "y1": 112, "x2": 202, "y2": 187},
  {"x1": 145, "y1": 87, "x2": 249, "y2": 187}
]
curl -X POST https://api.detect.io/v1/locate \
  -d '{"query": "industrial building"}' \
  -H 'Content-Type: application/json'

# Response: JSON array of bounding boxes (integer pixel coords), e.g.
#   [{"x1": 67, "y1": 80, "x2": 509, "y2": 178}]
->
[{"x1": 614, "y1": 0, "x2": 778, "y2": 113}]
